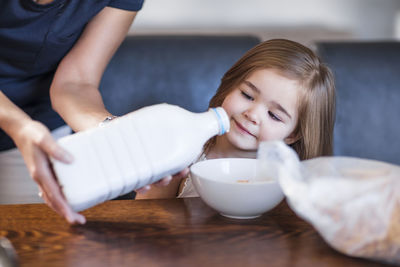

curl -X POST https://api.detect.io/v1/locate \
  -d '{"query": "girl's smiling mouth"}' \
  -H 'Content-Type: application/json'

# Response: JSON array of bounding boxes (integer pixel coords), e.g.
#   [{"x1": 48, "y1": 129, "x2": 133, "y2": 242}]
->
[{"x1": 233, "y1": 119, "x2": 256, "y2": 138}]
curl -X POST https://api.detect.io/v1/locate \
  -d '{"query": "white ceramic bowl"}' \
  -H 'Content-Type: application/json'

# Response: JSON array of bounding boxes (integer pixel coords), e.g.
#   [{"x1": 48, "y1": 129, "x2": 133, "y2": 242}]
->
[{"x1": 190, "y1": 158, "x2": 284, "y2": 219}]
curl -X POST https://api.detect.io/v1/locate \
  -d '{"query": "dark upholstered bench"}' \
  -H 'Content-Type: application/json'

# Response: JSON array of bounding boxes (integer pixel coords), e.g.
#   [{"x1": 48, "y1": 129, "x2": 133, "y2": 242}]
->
[{"x1": 317, "y1": 41, "x2": 400, "y2": 165}]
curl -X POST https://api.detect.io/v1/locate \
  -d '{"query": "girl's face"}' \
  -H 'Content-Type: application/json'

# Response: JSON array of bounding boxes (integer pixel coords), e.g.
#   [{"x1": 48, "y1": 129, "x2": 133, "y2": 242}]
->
[{"x1": 220, "y1": 68, "x2": 301, "y2": 152}]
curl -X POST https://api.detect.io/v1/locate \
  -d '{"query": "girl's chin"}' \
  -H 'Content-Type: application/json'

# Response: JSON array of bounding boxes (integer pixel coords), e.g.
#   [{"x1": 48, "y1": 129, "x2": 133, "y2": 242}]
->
[{"x1": 226, "y1": 133, "x2": 258, "y2": 152}]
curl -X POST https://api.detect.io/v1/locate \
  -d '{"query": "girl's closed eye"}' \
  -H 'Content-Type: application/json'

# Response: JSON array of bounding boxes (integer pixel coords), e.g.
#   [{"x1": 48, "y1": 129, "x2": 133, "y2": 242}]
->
[
  {"x1": 241, "y1": 90, "x2": 254, "y2": 101},
  {"x1": 268, "y1": 111, "x2": 281, "y2": 122}
]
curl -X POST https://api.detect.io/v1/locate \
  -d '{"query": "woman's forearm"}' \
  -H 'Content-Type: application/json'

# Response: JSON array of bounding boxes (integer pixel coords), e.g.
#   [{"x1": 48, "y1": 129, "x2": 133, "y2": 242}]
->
[
  {"x1": 48, "y1": 8, "x2": 137, "y2": 133},
  {"x1": 0, "y1": 91, "x2": 32, "y2": 139},
  {"x1": 50, "y1": 82, "x2": 112, "y2": 132}
]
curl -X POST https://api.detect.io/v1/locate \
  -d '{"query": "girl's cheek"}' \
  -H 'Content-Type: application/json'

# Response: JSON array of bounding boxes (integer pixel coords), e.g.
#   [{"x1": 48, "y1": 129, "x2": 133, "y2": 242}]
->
[
  {"x1": 221, "y1": 97, "x2": 237, "y2": 116},
  {"x1": 258, "y1": 124, "x2": 287, "y2": 142},
  {"x1": 258, "y1": 128, "x2": 270, "y2": 142}
]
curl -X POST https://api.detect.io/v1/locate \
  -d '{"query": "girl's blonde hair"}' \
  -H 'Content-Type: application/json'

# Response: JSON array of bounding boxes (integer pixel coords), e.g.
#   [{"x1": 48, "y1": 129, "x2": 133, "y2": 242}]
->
[{"x1": 207, "y1": 39, "x2": 336, "y2": 160}]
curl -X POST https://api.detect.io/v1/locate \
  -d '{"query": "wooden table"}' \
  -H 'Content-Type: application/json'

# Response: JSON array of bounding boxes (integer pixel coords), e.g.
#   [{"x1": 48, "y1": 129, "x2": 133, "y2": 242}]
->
[{"x1": 0, "y1": 198, "x2": 387, "y2": 267}]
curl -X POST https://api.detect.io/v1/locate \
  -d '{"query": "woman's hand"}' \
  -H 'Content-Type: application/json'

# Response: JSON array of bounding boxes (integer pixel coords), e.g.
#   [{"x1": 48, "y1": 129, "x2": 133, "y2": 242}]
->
[
  {"x1": 13, "y1": 120, "x2": 86, "y2": 224},
  {"x1": 135, "y1": 168, "x2": 190, "y2": 194}
]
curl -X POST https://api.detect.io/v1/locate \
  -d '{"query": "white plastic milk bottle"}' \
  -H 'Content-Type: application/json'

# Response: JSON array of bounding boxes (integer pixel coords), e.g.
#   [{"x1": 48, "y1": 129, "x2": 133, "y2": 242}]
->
[{"x1": 52, "y1": 103, "x2": 230, "y2": 212}]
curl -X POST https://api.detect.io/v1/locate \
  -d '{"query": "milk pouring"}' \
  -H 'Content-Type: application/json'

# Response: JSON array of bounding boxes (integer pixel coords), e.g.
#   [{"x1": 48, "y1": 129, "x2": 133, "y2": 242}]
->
[{"x1": 52, "y1": 104, "x2": 230, "y2": 212}]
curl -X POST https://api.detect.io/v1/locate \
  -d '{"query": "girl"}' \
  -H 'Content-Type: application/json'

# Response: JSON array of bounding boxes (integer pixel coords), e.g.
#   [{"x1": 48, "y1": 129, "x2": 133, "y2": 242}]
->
[{"x1": 136, "y1": 38, "x2": 335, "y2": 199}]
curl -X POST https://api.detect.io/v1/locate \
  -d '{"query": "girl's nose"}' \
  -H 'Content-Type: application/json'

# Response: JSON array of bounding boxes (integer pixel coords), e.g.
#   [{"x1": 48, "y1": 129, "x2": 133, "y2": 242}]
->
[{"x1": 244, "y1": 107, "x2": 260, "y2": 125}]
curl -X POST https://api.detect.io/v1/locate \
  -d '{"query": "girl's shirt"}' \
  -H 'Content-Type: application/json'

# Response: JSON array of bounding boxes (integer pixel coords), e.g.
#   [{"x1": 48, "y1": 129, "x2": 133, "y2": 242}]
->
[
  {"x1": 178, "y1": 154, "x2": 207, "y2": 198},
  {"x1": 0, "y1": 0, "x2": 144, "y2": 151}
]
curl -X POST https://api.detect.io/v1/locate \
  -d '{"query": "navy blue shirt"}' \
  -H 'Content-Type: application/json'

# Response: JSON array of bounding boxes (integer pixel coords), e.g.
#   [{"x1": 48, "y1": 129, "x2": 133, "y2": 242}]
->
[{"x1": 0, "y1": 0, "x2": 143, "y2": 151}]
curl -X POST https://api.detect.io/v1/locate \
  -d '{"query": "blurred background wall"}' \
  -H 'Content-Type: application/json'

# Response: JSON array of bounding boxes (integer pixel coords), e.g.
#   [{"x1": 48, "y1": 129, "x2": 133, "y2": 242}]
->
[{"x1": 130, "y1": 0, "x2": 400, "y2": 46}]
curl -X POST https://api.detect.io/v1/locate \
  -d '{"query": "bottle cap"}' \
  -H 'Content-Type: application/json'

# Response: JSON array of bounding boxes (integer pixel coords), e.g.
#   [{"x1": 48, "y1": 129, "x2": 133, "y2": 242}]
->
[{"x1": 211, "y1": 107, "x2": 230, "y2": 135}]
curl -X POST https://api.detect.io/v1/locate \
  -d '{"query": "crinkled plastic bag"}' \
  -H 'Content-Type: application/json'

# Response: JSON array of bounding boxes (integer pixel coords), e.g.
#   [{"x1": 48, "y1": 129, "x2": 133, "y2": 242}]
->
[{"x1": 258, "y1": 141, "x2": 400, "y2": 265}]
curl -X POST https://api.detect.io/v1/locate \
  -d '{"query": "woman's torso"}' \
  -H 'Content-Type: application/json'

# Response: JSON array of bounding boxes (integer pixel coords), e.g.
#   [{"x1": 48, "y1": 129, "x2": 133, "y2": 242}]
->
[{"x1": 0, "y1": 0, "x2": 143, "y2": 151}]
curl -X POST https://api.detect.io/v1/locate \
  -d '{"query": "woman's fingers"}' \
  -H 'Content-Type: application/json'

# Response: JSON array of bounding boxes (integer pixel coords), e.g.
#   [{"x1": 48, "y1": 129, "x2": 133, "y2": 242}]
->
[
  {"x1": 154, "y1": 175, "x2": 172, "y2": 187},
  {"x1": 34, "y1": 151, "x2": 85, "y2": 224},
  {"x1": 39, "y1": 132, "x2": 73, "y2": 164},
  {"x1": 13, "y1": 121, "x2": 83, "y2": 224},
  {"x1": 137, "y1": 167, "x2": 190, "y2": 193},
  {"x1": 176, "y1": 168, "x2": 190, "y2": 178},
  {"x1": 33, "y1": 134, "x2": 85, "y2": 224},
  {"x1": 135, "y1": 185, "x2": 151, "y2": 194}
]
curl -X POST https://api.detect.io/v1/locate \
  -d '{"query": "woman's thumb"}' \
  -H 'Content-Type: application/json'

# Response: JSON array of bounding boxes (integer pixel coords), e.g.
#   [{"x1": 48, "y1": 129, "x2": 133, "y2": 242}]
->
[{"x1": 41, "y1": 134, "x2": 73, "y2": 164}]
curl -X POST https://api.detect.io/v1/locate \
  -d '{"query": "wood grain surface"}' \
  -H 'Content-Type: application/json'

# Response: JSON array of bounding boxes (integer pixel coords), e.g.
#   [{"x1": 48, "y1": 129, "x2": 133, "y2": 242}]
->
[{"x1": 0, "y1": 198, "x2": 388, "y2": 267}]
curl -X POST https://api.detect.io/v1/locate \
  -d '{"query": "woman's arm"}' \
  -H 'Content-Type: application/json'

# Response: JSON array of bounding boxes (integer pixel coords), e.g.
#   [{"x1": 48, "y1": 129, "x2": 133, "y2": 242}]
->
[
  {"x1": 50, "y1": 6, "x2": 185, "y2": 198},
  {"x1": 0, "y1": 92, "x2": 84, "y2": 224},
  {"x1": 50, "y1": 7, "x2": 137, "y2": 132},
  {"x1": 0, "y1": 91, "x2": 31, "y2": 138}
]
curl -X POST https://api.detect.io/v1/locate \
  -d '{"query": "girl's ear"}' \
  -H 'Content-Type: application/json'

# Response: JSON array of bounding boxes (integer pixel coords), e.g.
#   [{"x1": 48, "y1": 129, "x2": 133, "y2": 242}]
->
[{"x1": 284, "y1": 131, "x2": 301, "y2": 145}]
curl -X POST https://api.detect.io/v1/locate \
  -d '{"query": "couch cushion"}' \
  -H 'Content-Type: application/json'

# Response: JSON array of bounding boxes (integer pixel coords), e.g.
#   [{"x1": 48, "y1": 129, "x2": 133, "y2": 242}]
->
[
  {"x1": 317, "y1": 41, "x2": 400, "y2": 165},
  {"x1": 99, "y1": 35, "x2": 260, "y2": 115}
]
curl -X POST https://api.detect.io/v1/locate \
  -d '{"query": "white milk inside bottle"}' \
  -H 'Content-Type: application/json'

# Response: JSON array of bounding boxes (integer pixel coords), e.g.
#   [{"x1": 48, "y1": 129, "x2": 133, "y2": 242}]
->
[{"x1": 52, "y1": 104, "x2": 230, "y2": 212}]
